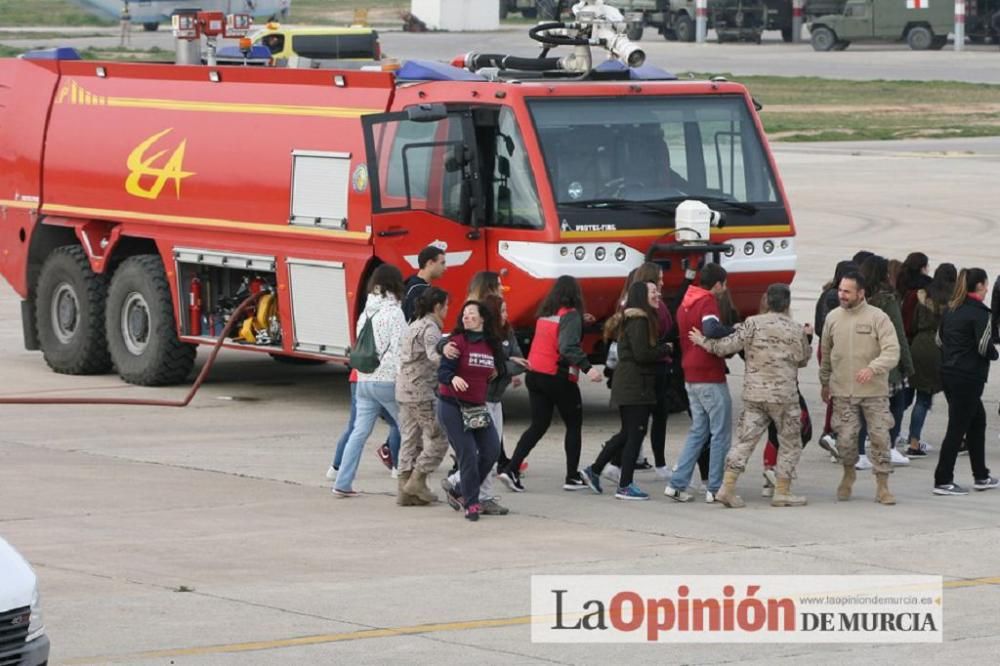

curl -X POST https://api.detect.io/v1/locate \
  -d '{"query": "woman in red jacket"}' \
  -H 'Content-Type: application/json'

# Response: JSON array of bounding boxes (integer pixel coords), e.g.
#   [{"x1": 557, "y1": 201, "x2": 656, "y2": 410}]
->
[
  {"x1": 499, "y1": 276, "x2": 602, "y2": 493},
  {"x1": 437, "y1": 301, "x2": 504, "y2": 521}
]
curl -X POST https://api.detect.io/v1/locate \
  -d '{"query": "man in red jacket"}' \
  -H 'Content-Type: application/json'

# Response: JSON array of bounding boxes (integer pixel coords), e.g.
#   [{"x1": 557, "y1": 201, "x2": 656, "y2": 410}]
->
[{"x1": 665, "y1": 263, "x2": 733, "y2": 503}]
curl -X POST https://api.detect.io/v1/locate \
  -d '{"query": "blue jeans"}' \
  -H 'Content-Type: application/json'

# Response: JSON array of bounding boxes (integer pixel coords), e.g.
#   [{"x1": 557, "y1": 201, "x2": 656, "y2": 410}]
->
[
  {"x1": 332, "y1": 382, "x2": 401, "y2": 468},
  {"x1": 670, "y1": 383, "x2": 732, "y2": 494},
  {"x1": 907, "y1": 390, "x2": 934, "y2": 442},
  {"x1": 334, "y1": 381, "x2": 399, "y2": 491}
]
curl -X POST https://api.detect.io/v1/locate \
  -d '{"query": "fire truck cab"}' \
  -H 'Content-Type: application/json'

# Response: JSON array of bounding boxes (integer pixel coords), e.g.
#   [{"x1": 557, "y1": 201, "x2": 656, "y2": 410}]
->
[{"x1": 0, "y1": 4, "x2": 795, "y2": 387}]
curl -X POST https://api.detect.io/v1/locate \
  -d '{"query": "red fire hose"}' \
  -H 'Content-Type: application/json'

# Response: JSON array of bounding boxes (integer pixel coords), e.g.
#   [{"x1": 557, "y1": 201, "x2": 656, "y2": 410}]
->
[{"x1": 0, "y1": 292, "x2": 263, "y2": 407}]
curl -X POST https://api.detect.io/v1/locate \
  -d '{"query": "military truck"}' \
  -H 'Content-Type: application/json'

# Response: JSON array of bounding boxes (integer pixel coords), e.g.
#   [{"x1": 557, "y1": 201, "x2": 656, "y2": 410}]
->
[
  {"x1": 499, "y1": 0, "x2": 565, "y2": 20},
  {"x1": 762, "y1": 0, "x2": 846, "y2": 42},
  {"x1": 611, "y1": 0, "x2": 767, "y2": 42},
  {"x1": 809, "y1": 0, "x2": 955, "y2": 51}
]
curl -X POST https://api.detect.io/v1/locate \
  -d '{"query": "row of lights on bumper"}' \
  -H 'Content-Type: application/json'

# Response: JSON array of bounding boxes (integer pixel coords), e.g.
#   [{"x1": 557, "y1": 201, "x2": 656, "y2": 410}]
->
[
  {"x1": 558, "y1": 246, "x2": 629, "y2": 262},
  {"x1": 724, "y1": 238, "x2": 790, "y2": 258}
]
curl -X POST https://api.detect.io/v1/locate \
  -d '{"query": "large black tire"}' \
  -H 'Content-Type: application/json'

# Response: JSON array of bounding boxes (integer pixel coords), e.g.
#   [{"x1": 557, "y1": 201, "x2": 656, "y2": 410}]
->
[
  {"x1": 105, "y1": 255, "x2": 196, "y2": 386},
  {"x1": 35, "y1": 246, "x2": 112, "y2": 375},
  {"x1": 907, "y1": 26, "x2": 933, "y2": 50},
  {"x1": 627, "y1": 23, "x2": 644, "y2": 41},
  {"x1": 781, "y1": 27, "x2": 794, "y2": 43},
  {"x1": 810, "y1": 26, "x2": 836, "y2": 51},
  {"x1": 674, "y1": 14, "x2": 695, "y2": 42},
  {"x1": 142, "y1": 22, "x2": 159, "y2": 32}
]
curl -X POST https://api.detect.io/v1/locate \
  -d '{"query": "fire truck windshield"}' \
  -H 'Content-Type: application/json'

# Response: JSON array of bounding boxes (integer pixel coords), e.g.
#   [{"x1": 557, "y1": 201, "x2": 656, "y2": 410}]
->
[{"x1": 527, "y1": 95, "x2": 781, "y2": 230}]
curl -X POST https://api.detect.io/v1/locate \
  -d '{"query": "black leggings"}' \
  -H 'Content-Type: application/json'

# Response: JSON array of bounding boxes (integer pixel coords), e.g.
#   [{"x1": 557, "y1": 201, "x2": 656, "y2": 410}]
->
[
  {"x1": 935, "y1": 375, "x2": 990, "y2": 486},
  {"x1": 611, "y1": 365, "x2": 669, "y2": 469},
  {"x1": 593, "y1": 404, "x2": 652, "y2": 488},
  {"x1": 506, "y1": 372, "x2": 583, "y2": 478}
]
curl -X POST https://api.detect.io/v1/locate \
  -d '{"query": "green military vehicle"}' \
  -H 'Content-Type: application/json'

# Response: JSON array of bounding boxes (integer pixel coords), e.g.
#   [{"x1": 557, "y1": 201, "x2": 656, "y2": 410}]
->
[
  {"x1": 612, "y1": 0, "x2": 766, "y2": 42},
  {"x1": 809, "y1": 0, "x2": 954, "y2": 51},
  {"x1": 762, "y1": 0, "x2": 846, "y2": 42}
]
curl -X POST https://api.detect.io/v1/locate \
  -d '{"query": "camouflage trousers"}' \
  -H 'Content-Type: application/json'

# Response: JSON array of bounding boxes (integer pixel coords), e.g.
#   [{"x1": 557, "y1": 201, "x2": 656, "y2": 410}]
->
[
  {"x1": 726, "y1": 400, "x2": 802, "y2": 479},
  {"x1": 398, "y1": 399, "x2": 449, "y2": 474},
  {"x1": 831, "y1": 396, "x2": 893, "y2": 475}
]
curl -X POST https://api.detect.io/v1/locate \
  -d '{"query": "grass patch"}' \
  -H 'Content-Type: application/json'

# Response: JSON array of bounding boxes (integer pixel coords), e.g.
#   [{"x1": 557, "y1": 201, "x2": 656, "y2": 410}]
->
[
  {"x1": 683, "y1": 73, "x2": 1000, "y2": 141},
  {"x1": 293, "y1": 0, "x2": 407, "y2": 23},
  {"x1": 0, "y1": 0, "x2": 113, "y2": 27}
]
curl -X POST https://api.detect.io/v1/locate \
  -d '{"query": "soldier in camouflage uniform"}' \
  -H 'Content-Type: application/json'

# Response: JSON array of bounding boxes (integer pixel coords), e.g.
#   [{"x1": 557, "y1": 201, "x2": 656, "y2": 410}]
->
[
  {"x1": 689, "y1": 284, "x2": 812, "y2": 508},
  {"x1": 820, "y1": 271, "x2": 900, "y2": 505}
]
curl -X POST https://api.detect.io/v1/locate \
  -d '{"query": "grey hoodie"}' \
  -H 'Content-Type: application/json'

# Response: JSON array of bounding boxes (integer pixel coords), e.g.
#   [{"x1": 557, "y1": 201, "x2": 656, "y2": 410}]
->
[{"x1": 355, "y1": 292, "x2": 407, "y2": 383}]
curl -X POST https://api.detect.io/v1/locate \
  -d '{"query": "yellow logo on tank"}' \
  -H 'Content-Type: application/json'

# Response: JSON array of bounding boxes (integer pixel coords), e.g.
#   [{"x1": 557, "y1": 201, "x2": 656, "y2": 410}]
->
[{"x1": 125, "y1": 129, "x2": 196, "y2": 200}]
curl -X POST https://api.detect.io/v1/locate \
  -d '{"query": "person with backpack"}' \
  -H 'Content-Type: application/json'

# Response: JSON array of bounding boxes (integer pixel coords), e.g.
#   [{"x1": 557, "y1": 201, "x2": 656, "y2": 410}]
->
[
  {"x1": 933, "y1": 268, "x2": 999, "y2": 495},
  {"x1": 402, "y1": 246, "x2": 447, "y2": 323},
  {"x1": 395, "y1": 287, "x2": 450, "y2": 506},
  {"x1": 437, "y1": 301, "x2": 505, "y2": 521},
  {"x1": 583, "y1": 280, "x2": 669, "y2": 501},
  {"x1": 499, "y1": 276, "x2": 603, "y2": 493},
  {"x1": 332, "y1": 265, "x2": 408, "y2": 497}
]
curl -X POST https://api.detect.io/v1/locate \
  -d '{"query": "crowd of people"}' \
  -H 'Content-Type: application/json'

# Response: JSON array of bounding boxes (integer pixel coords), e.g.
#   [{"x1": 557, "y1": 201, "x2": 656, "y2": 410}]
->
[{"x1": 326, "y1": 245, "x2": 1000, "y2": 521}]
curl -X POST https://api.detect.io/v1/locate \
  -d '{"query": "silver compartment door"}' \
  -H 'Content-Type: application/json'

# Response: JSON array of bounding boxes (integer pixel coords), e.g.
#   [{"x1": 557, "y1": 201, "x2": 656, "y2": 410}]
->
[
  {"x1": 290, "y1": 150, "x2": 350, "y2": 229},
  {"x1": 287, "y1": 259, "x2": 350, "y2": 354}
]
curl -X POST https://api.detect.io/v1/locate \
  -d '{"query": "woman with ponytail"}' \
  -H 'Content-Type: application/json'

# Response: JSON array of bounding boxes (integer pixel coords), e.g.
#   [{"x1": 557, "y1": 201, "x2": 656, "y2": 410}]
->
[{"x1": 933, "y1": 268, "x2": 999, "y2": 495}]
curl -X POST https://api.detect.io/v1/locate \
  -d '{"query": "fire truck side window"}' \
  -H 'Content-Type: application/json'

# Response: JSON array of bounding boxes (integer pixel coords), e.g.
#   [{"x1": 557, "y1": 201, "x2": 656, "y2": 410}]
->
[{"x1": 490, "y1": 108, "x2": 543, "y2": 229}]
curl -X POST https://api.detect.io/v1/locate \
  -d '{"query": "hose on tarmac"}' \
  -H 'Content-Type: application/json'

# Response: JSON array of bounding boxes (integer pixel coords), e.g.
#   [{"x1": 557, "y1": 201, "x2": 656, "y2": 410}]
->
[{"x1": 0, "y1": 292, "x2": 264, "y2": 408}]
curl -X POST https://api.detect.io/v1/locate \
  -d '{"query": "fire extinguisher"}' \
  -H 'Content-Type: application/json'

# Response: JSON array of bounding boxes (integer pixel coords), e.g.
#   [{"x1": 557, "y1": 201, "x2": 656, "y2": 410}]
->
[
  {"x1": 248, "y1": 276, "x2": 266, "y2": 295},
  {"x1": 189, "y1": 275, "x2": 203, "y2": 336}
]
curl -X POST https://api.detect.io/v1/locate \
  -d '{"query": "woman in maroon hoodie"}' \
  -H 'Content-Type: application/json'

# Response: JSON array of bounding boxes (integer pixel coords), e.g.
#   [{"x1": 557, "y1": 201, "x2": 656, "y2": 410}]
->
[{"x1": 437, "y1": 301, "x2": 504, "y2": 521}]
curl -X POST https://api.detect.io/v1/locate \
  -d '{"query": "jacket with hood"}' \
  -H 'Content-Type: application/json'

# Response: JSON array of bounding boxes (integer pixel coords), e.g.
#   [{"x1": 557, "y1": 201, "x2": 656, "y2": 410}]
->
[
  {"x1": 355, "y1": 292, "x2": 407, "y2": 384},
  {"x1": 486, "y1": 329, "x2": 526, "y2": 403},
  {"x1": 611, "y1": 309, "x2": 669, "y2": 407},
  {"x1": 396, "y1": 314, "x2": 443, "y2": 403},
  {"x1": 867, "y1": 289, "x2": 915, "y2": 386},
  {"x1": 819, "y1": 300, "x2": 900, "y2": 398},
  {"x1": 909, "y1": 290, "x2": 945, "y2": 394},
  {"x1": 677, "y1": 285, "x2": 727, "y2": 384}
]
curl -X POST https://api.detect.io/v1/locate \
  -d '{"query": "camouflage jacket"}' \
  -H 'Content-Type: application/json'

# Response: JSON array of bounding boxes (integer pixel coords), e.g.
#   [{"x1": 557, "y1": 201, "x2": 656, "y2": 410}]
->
[
  {"x1": 704, "y1": 312, "x2": 811, "y2": 403},
  {"x1": 395, "y1": 315, "x2": 443, "y2": 403}
]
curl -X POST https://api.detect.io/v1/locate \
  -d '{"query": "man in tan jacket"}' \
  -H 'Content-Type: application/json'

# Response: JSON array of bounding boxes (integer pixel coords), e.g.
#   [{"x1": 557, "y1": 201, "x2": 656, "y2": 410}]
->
[{"x1": 820, "y1": 270, "x2": 901, "y2": 505}]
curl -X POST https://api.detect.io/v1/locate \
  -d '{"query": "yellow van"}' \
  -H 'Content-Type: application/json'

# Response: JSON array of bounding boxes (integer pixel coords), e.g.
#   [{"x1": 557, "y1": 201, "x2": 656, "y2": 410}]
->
[{"x1": 250, "y1": 24, "x2": 381, "y2": 65}]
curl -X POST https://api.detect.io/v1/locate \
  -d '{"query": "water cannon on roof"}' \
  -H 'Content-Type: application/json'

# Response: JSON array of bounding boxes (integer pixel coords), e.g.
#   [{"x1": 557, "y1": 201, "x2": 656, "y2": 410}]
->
[
  {"x1": 172, "y1": 10, "x2": 253, "y2": 66},
  {"x1": 454, "y1": 0, "x2": 646, "y2": 78}
]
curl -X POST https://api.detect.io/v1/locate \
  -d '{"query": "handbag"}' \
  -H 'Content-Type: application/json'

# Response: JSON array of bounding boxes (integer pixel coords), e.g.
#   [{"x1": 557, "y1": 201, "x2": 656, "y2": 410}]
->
[{"x1": 460, "y1": 404, "x2": 492, "y2": 431}]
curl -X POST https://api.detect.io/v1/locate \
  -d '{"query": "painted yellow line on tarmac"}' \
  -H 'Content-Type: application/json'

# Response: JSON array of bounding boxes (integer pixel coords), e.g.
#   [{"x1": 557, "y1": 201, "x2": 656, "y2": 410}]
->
[
  {"x1": 61, "y1": 615, "x2": 533, "y2": 664},
  {"x1": 62, "y1": 575, "x2": 1000, "y2": 664}
]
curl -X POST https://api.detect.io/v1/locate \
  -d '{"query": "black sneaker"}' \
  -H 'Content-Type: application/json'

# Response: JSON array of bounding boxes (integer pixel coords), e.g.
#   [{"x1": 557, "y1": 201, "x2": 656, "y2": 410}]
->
[
  {"x1": 974, "y1": 476, "x2": 999, "y2": 491},
  {"x1": 498, "y1": 468, "x2": 525, "y2": 493},
  {"x1": 465, "y1": 503, "x2": 481, "y2": 522},
  {"x1": 563, "y1": 471, "x2": 588, "y2": 491},
  {"x1": 441, "y1": 478, "x2": 464, "y2": 511},
  {"x1": 933, "y1": 483, "x2": 969, "y2": 496},
  {"x1": 634, "y1": 458, "x2": 654, "y2": 471},
  {"x1": 904, "y1": 447, "x2": 928, "y2": 457}
]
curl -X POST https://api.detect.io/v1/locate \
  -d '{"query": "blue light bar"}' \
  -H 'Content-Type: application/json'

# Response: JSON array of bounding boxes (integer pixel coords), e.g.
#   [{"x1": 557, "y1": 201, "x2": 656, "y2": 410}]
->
[
  {"x1": 396, "y1": 60, "x2": 486, "y2": 82},
  {"x1": 21, "y1": 47, "x2": 83, "y2": 61}
]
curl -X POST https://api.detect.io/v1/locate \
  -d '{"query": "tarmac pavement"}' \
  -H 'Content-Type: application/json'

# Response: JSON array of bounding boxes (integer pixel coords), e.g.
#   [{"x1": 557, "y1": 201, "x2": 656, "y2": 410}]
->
[{"x1": 2, "y1": 134, "x2": 1000, "y2": 662}]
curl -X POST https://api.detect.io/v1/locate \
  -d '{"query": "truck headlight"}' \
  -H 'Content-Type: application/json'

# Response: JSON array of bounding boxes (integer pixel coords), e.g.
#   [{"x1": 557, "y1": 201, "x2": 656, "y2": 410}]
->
[{"x1": 27, "y1": 587, "x2": 45, "y2": 642}]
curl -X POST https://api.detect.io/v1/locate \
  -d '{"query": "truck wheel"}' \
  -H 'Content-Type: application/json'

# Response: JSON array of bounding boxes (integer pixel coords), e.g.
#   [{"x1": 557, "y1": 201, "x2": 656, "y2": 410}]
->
[
  {"x1": 521, "y1": 7, "x2": 538, "y2": 19},
  {"x1": 907, "y1": 26, "x2": 933, "y2": 50},
  {"x1": 35, "y1": 246, "x2": 112, "y2": 375},
  {"x1": 929, "y1": 36, "x2": 948, "y2": 50},
  {"x1": 781, "y1": 27, "x2": 794, "y2": 43},
  {"x1": 662, "y1": 28, "x2": 678, "y2": 41},
  {"x1": 106, "y1": 255, "x2": 196, "y2": 386},
  {"x1": 674, "y1": 15, "x2": 695, "y2": 42},
  {"x1": 810, "y1": 26, "x2": 837, "y2": 51},
  {"x1": 142, "y1": 22, "x2": 159, "y2": 32},
  {"x1": 627, "y1": 24, "x2": 644, "y2": 41}
]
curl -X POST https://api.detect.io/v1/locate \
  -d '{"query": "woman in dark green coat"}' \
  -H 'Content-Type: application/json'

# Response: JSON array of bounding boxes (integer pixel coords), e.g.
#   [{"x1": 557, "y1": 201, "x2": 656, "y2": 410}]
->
[
  {"x1": 583, "y1": 281, "x2": 669, "y2": 501},
  {"x1": 906, "y1": 263, "x2": 956, "y2": 456}
]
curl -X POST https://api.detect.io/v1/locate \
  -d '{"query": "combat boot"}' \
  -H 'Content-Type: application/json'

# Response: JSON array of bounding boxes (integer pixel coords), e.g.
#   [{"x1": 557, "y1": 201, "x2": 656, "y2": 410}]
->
[
  {"x1": 771, "y1": 477, "x2": 807, "y2": 507},
  {"x1": 837, "y1": 465, "x2": 856, "y2": 501},
  {"x1": 715, "y1": 470, "x2": 745, "y2": 508},
  {"x1": 404, "y1": 469, "x2": 439, "y2": 504},
  {"x1": 397, "y1": 471, "x2": 427, "y2": 506},
  {"x1": 875, "y1": 472, "x2": 896, "y2": 505}
]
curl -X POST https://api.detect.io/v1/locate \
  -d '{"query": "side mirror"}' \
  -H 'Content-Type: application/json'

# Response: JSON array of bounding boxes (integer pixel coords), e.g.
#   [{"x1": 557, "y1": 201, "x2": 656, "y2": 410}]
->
[{"x1": 497, "y1": 156, "x2": 510, "y2": 178}]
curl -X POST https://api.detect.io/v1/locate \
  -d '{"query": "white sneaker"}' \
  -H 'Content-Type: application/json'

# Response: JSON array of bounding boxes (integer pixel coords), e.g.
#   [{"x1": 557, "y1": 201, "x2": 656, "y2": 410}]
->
[
  {"x1": 890, "y1": 449, "x2": 910, "y2": 466},
  {"x1": 818, "y1": 433, "x2": 840, "y2": 461},
  {"x1": 665, "y1": 486, "x2": 693, "y2": 502},
  {"x1": 704, "y1": 490, "x2": 716, "y2": 504},
  {"x1": 895, "y1": 434, "x2": 909, "y2": 449},
  {"x1": 326, "y1": 466, "x2": 338, "y2": 481},
  {"x1": 855, "y1": 456, "x2": 873, "y2": 471},
  {"x1": 918, "y1": 440, "x2": 934, "y2": 453},
  {"x1": 391, "y1": 466, "x2": 400, "y2": 479},
  {"x1": 601, "y1": 464, "x2": 621, "y2": 483},
  {"x1": 654, "y1": 465, "x2": 671, "y2": 480},
  {"x1": 830, "y1": 455, "x2": 839, "y2": 464}
]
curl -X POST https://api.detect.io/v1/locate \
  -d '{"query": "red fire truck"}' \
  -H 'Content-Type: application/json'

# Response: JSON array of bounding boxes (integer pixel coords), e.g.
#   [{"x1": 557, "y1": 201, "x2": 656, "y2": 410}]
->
[{"x1": 0, "y1": 5, "x2": 795, "y2": 386}]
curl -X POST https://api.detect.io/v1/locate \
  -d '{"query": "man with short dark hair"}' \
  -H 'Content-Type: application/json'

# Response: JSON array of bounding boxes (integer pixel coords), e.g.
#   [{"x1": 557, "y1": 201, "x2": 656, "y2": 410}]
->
[
  {"x1": 820, "y1": 271, "x2": 900, "y2": 505},
  {"x1": 402, "y1": 246, "x2": 447, "y2": 322},
  {"x1": 666, "y1": 263, "x2": 733, "y2": 503},
  {"x1": 689, "y1": 283, "x2": 813, "y2": 508}
]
